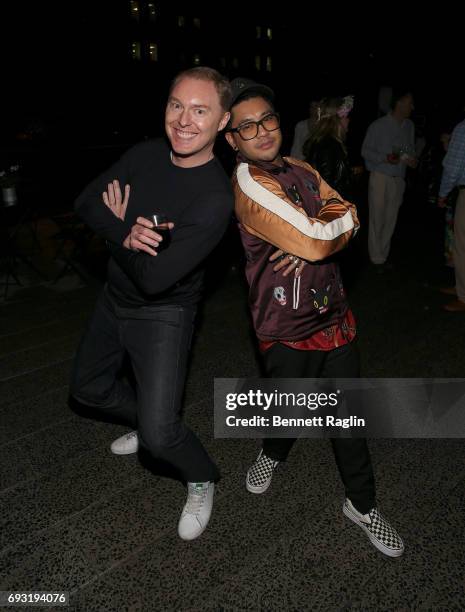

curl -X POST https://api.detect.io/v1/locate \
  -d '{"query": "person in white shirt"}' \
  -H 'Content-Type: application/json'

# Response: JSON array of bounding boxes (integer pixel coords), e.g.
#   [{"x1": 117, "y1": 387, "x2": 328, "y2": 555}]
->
[
  {"x1": 362, "y1": 90, "x2": 417, "y2": 267},
  {"x1": 290, "y1": 100, "x2": 319, "y2": 160}
]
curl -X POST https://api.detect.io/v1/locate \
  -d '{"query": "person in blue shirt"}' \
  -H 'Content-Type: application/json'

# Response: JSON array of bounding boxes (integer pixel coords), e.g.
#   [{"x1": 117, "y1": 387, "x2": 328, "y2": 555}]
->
[{"x1": 438, "y1": 116, "x2": 465, "y2": 312}]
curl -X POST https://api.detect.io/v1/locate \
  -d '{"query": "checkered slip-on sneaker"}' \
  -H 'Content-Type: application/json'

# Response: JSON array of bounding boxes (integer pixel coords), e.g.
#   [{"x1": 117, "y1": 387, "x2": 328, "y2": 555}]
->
[
  {"x1": 343, "y1": 498, "x2": 404, "y2": 558},
  {"x1": 246, "y1": 449, "x2": 280, "y2": 494}
]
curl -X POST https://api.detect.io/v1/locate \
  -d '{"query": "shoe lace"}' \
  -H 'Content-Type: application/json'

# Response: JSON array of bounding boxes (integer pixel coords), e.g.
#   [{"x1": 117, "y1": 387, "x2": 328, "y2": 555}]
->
[{"x1": 185, "y1": 484, "x2": 208, "y2": 515}]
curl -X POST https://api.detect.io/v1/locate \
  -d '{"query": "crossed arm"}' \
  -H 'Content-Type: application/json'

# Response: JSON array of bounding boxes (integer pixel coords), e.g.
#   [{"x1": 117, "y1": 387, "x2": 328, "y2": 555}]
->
[
  {"x1": 235, "y1": 163, "x2": 359, "y2": 264},
  {"x1": 102, "y1": 178, "x2": 304, "y2": 279}
]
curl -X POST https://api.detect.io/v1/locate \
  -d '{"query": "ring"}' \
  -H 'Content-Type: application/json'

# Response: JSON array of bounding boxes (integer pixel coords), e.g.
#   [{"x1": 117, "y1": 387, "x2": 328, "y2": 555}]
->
[{"x1": 288, "y1": 255, "x2": 299, "y2": 263}]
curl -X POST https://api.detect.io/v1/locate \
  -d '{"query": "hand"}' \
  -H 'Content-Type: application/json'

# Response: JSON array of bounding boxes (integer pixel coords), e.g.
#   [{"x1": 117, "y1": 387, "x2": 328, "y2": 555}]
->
[
  {"x1": 405, "y1": 157, "x2": 418, "y2": 169},
  {"x1": 437, "y1": 196, "x2": 448, "y2": 209},
  {"x1": 123, "y1": 216, "x2": 174, "y2": 255},
  {"x1": 386, "y1": 153, "x2": 400, "y2": 165},
  {"x1": 103, "y1": 180, "x2": 130, "y2": 220},
  {"x1": 269, "y1": 249, "x2": 306, "y2": 277},
  {"x1": 351, "y1": 165, "x2": 364, "y2": 176}
]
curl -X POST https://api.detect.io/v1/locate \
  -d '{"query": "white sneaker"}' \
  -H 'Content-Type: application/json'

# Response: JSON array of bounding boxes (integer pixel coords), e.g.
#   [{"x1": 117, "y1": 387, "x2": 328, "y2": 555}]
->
[
  {"x1": 178, "y1": 482, "x2": 214, "y2": 541},
  {"x1": 110, "y1": 431, "x2": 139, "y2": 455}
]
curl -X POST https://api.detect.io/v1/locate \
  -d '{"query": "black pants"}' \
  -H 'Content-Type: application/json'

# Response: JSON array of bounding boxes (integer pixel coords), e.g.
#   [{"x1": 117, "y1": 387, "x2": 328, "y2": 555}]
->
[
  {"x1": 70, "y1": 288, "x2": 219, "y2": 483},
  {"x1": 262, "y1": 341, "x2": 376, "y2": 514}
]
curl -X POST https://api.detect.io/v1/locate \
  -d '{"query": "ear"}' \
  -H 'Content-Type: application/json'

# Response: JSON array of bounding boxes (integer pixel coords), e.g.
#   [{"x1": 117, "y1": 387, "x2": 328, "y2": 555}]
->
[
  {"x1": 218, "y1": 111, "x2": 230, "y2": 132},
  {"x1": 225, "y1": 131, "x2": 238, "y2": 151}
]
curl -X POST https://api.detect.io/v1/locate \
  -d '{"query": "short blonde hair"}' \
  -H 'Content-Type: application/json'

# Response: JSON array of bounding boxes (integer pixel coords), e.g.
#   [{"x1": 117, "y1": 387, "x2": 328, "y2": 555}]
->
[{"x1": 169, "y1": 67, "x2": 232, "y2": 112}]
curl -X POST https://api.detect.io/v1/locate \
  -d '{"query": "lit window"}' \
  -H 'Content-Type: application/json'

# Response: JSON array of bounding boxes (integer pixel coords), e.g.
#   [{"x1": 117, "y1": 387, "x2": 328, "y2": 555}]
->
[
  {"x1": 131, "y1": 42, "x2": 141, "y2": 60},
  {"x1": 256, "y1": 26, "x2": 261, "y2": 39},
  {"x1": 193, "y1": 17, "x2": 201, "y2": 28},
  {"x1": 267, "y1": 28, "x2": 272, "y2": 40},
  {"x1": 178, "y1": 15, "x2": 185, "y2": 27},
  {"x1": 148, "y1": 3, "x2": 156, "y2": 21},
  {"x1": 130, "y1": 1, "x2": 140, "y2": 20},
  {"x1": 193, "y1": 54, "x2": 201, "y2": 65},
  {"x1": 266, "y1": 56, "x2": 272, "y2": 72},
  {"x1": 149, "y1": 42, "x2": 158, "y2": 62},
  {"x1": 255, "y1": 55, "x2": 261, "y2": 71}
]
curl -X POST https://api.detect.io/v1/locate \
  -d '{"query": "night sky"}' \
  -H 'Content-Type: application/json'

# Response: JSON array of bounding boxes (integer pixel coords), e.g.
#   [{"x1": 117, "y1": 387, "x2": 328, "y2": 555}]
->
[{"x1": 1, "y1": 3, "x2": 463, "y2": 148}]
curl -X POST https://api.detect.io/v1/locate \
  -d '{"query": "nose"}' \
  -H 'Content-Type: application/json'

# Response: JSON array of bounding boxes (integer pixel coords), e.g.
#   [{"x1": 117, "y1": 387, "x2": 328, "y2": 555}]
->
[
  {"x1": 178, "y1": 108, "x2": 191, "y2": 126},
  {"x1": 257, "y1": 122, "x2": 268, "y2": 137}
]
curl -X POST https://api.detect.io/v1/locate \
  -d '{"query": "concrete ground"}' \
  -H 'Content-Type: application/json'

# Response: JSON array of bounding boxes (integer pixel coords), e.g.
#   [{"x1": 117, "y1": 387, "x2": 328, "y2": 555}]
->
[{"x1": 1, "y1": 193, "x2": 464, "y2": 611}]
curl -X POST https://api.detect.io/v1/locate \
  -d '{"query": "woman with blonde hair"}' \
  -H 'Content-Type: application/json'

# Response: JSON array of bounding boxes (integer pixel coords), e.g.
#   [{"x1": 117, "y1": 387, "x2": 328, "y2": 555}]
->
[{"x1": 303, "y1": 96, "x2": 354, "y2": 199}]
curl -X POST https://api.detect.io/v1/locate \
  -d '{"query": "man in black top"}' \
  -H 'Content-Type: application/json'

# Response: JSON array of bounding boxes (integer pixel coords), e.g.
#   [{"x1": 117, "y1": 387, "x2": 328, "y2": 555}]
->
[{"x1": 70, "y1": 67, "x2": 233, "y2": 541}]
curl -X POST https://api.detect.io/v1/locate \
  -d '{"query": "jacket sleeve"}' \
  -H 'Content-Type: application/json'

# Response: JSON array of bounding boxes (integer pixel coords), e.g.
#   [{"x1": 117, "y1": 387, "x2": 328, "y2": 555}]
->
[
  {"x1": 108, "y1": 191, "x2": 232, "y2": 295},
  {"x1": 234, "y1": 161, "x2": 358, "y2": 263}
]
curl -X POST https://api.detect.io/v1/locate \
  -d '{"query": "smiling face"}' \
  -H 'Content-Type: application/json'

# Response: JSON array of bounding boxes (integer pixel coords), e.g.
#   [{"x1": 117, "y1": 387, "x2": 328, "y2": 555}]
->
[
  {"x1": 225, "y1": 96, "x2": 282, "y2": 164},
  {"x1": 165, "y1": 76, "x2": 230, "y2": 167}
]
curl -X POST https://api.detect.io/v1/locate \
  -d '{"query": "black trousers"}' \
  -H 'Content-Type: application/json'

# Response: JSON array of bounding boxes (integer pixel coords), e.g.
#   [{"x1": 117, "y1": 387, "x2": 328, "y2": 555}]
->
[
  {"x1": 262, "y1": 341, "x2": 376, "y2": 514},
  {"x1": 70, "y1": 288, "x2": 219, "y2": 483}
]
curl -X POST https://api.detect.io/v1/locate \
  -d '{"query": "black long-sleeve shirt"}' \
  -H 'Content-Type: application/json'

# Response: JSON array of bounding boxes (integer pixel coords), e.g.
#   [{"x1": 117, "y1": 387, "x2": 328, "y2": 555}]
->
[{"x1": 75, "y1": 138, "x2": 233, "y2": 307}]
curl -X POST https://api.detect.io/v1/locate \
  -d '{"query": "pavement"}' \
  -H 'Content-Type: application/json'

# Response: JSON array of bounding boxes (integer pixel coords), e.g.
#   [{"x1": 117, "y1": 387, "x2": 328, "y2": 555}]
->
[{"x1": 0, "y1": 192, "x2": 464, "y2": 611}]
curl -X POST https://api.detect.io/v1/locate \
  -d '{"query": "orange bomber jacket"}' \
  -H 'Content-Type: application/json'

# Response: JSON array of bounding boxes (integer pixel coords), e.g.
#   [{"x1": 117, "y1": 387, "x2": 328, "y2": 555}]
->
[{"x1": 232, "y1": 156, "x2": 359, "y2": 342}]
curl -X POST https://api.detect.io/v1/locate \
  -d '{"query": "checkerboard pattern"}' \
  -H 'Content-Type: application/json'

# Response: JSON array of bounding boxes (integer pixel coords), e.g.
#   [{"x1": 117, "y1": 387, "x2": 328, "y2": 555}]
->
[
  {"x1": 246, "y1": 450, "x2": 279, "y2": 494},
  {"x1": 344, "y1": 500, "x2": 404, "y2": 557}
]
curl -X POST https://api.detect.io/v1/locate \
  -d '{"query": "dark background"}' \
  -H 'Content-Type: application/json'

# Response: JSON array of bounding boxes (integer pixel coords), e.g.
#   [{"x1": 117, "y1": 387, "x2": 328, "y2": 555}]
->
[{"x1": 1, "y1": 2, "x2": 463, "y2": 207}]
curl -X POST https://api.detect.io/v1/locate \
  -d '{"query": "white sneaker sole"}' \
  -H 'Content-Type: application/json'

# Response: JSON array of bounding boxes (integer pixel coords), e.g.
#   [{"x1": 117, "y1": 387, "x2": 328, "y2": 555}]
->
[
  {"x1": 245, "y1": 474, "x2": 273, "y2": 494},
  {"x1": 343, "y1": 503, "x2": 404, "y2": 558},
  {"x1": 110, "y1": 446, "x2": 138, "y2": 455}
]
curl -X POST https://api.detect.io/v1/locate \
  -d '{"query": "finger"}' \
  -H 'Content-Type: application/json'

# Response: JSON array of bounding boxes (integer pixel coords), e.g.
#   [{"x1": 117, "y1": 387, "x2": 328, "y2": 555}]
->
[
  {"x1": 135, "y1": 227, "x2": 163, "y2": 241},
  {"x1": 295, "y1": 262, "x2": 306, "y2": 278},
  {"x1": 132, "y1": 230, "x2": 161, "y2": 248},
  {"x1": 281, "y1": 263, "x2": 298, "y2": 277},
  {"x1": 136, "y1": 216, "x2": 156, "y2": 228},
  {"x1": 272, "y1": 259, "x2": 289, "y2": 273},
  {"x1": 123, "y1": 184, "x2": 130, "y2": 208},
  {"x1": 102, "y1": 191, "x2": 110, "y2": 207},
  {"x1": 120, "y1": 203, "x2": 128, "y2": 220},
  {"x1": 269, "y1": 249, "x2": 284, "y2": 262},
  {"x1": 153, "y1": 222, "x2": 174, "y2": 231},
  {"x1": 113, "y1": 180, "x2": 122, "y2": 205},
  {"x1": 131, "y1": 240, "x2": 158, "y2": 256},
  {"x1": 107, "y1": 183, "x2": 116, "y2": 206}
]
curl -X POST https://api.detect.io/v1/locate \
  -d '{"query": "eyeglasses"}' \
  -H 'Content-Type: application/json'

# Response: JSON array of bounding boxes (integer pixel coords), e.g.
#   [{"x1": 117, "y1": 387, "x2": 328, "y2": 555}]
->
[{"x1": 228, "y1": 113, "x2": 280, "y2": 141}]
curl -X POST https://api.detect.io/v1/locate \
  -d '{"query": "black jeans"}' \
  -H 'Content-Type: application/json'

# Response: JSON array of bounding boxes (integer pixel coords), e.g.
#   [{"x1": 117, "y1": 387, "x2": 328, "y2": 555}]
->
[
  {"x1": 70, "y1": 288, "x2": 219, "y2": 483},
  {"x1": 262, "y1": 341, "x2": 376, "y2": 514}
]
